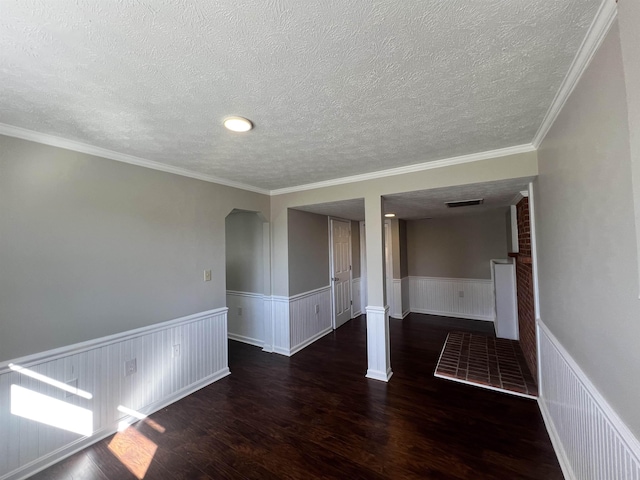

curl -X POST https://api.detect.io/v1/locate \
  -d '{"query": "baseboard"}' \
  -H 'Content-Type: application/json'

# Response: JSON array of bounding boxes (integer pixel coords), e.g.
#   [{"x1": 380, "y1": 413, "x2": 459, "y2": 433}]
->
[
  {"x1": 289, "y1": 326, "x2": 332, "y2": 356},
  {"x1": 273, "y1": 346, "x2": 290, "y2": 356},
  {"x1": 352, "y1": 309, "x2": 363, "y2": 318},
  {"x1": 401, "y1": 309, "x2": 410, "y2": 319},
  {"x1": 410, "y1": 307, "x2": 494, "y2": 322},
  {"x1": 537, "y1": 319, "x2": 640, "y2": 479},
  {"x1": 227, "y1": 332, "x2": 264, "y2": 348},
  {"x1": 366, "y1": 368, "x2": 393, "y2": 382},
  {"x1": 537, "y1": 396, "x2": 575, "y2": 480}
]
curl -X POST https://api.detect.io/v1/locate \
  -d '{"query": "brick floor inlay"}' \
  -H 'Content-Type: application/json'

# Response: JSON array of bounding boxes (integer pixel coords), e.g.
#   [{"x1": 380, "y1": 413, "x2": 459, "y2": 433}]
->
[{"x1": 434, "y1": 332, "x2": 538, "y2": 398}]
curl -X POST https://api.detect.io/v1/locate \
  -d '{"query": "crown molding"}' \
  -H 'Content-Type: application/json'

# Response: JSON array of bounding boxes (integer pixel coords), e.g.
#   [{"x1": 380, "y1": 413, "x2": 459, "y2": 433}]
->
[
  {"x1": 0, "y1": 123, "x2": 271, "y2": 196},
  {"x1": 1, "y1": 122, "x2": 535, "y2": 197},
  {"x1": 269, "y1": 143, "x2": 536, "y2": 196},
  {"x1": 532, "y1": 0, "x2": 617, "y2": 148}
]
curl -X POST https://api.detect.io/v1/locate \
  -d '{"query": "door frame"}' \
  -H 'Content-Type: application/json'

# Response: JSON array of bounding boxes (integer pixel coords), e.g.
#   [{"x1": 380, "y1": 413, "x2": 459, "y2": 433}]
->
[
  {"x1": 359, "y1": 221, "x2": 367, "y2": 312},
  {"x1": 329, "y1": 217, "x2": 353, "y2": 329}
]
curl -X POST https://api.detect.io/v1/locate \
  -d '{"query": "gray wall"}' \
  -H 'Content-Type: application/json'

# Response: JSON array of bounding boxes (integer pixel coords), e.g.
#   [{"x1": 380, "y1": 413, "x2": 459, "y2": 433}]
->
[
  {"x1": 536, "y1": 20, "x2": 640, "y2": 437},
  {"x1": 407, "y1": 211, "x2": 508, "y2": 279},
  {"x1": 225, "y1": 211, "x2": 264, "y2": 293},
  {"x1": 351, "y1": 220, "x2": 361, "y2": 278},
  {"x1": 287, "y1": 209, "x2": 330, "y2": 296},
  {"x1": 399, "y1": 219, "x2": 408, "y2": 278},
  {"x1": 0, "y1": 135, "x2": 269, "y2": 362}
]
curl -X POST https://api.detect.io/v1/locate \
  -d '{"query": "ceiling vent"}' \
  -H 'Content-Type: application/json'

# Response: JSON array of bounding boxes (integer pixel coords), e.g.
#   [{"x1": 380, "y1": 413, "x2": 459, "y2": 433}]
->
[{"x1": 445, "y1": 198, "x2": 484, "y2": 208}]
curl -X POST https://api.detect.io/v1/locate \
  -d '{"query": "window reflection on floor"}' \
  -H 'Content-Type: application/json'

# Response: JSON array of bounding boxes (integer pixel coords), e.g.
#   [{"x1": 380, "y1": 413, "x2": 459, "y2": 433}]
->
[
  {"x1": 108, "y1": 425, "x2": 158, "y2": 480},
  {"x1": 109, "y1": 406, "x2": 166, "y2": 479}
]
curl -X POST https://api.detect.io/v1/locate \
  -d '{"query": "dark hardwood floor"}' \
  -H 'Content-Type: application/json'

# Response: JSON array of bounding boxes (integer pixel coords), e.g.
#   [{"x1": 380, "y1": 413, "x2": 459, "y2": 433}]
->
[{"x1": 31, "y1": 314, "x2": 562, "y2": 479}]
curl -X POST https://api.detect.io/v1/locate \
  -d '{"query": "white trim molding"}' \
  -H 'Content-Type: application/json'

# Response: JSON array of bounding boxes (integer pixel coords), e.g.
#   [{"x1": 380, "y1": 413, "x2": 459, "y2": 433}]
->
[
  {"x1": 409, "y1": 276, "x2": 495, "y2": 322},
  {"x1": 0, "y1": 123, "x2": 269, "y2": 195},
  {"x1": 537, "y1": 320, "x2": 640, "y2": 480},
  {"x1": 0, "y1": 123, "x2": 537, "y2": 198},
  {"x1": 270, "y1": 144, "x2": 535, "y2": 195},
  {"x1": 532, "y1": 0, "x2": 618, "y2": 148},
  {"x1": 365, "y1": 305, "x2": 393, "y2": 382},
  {"x1": 0, "y1": 308, "x2": 229, "y2": 480}
]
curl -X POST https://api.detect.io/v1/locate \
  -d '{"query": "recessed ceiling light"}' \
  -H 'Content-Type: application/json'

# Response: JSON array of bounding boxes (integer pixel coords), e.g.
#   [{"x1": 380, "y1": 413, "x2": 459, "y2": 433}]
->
[
  {"x1": 223, "y1": 116, "x2": 253, "y2": 132},
  {"x1": 385, "y1": 213, "x2": 396, "y2": 218}
]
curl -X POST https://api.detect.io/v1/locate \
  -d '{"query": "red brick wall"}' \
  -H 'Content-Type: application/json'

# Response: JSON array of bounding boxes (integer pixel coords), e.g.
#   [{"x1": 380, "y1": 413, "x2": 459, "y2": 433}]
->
[{"x1": 516, "y1": 198, "x2": 537, "y2": 381}]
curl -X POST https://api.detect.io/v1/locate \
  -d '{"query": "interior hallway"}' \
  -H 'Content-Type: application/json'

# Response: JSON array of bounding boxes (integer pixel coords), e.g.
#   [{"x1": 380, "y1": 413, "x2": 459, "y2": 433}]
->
[{"x1": 31, "y1": 314, "x2": 561, "y2": 480}]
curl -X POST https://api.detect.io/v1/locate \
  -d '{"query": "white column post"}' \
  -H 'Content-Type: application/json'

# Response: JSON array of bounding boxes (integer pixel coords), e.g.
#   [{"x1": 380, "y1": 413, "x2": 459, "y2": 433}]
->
[{"x1": 364, "y1": 195, "x2": 392, "y2": 382}]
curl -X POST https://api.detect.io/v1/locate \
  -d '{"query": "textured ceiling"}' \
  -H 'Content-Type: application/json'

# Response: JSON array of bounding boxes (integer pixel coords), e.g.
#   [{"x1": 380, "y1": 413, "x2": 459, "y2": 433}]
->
[
  {"x1": 293, "y1": 177, "x2": 533, "y2": 220},
  {"x1": 0, "y1": 0, "x2": 600, "y2": 191},
  {"x1": 383, "y1": 178, "x2": 533, "y2": 220}
]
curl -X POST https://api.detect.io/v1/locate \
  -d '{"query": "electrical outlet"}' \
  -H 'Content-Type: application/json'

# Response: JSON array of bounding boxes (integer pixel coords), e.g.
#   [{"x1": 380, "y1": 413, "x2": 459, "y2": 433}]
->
[
  {"x1": 172, "y1": 344, "x2": 181, "y2": 358},
  {"x1": 458, "y1": 291, "x2": 464, "y2": 298},
  {"x1": 204, "y1": 270, "x2": 212, "y2": 282},
  {"x1": 124, "y1": 358, "x2": 137, "y2": 376},
  {"x1": 315, "y1": 304, "x2": 320, "y2": 314},
  {"x1": 237, "y1": 306, "x2": 242, "y2": 316}
]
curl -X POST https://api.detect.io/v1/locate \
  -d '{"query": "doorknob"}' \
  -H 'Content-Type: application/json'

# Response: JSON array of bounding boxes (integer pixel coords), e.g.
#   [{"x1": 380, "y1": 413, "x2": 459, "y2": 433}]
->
[{"x1": 332, "y1": 277, "x2": 339, "y2": 281}]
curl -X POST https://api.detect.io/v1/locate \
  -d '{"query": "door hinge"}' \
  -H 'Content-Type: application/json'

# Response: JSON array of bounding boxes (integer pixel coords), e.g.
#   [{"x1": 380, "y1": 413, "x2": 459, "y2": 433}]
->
[
  {"x1": 349, "y1": 265, "x2": 352, "y2": 270},
  {"x1": 350, "y1": 300, "x2": 353, "y2": 305}
]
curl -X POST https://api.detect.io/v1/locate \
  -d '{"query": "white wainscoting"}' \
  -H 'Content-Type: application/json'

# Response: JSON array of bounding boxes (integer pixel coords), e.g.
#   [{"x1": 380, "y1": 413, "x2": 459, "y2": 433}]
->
[
  {"x1": 262, "y1": 296, "x2": 274, "y2": 353},
  {"x1": 289, "y1": 286, "x2": 332, "y2": 356},
  {"x1": 401, "y1": 277, "x2": 410, "y2": 318},
  {"x1": 537, "y1": 320, "x2": 640, "y2": 480},
  {"x1": 352, "y1": 277, "x2": 362, "y2": 317},
  {"x1": 0, "y1": 309, "x2": 229, "y2": 480},
  {"x1": 389, "y1": 279, "x2": 403, "y2": 319},
  {"x1": 270, "y1": 286, "x2": 332, "y2": 357},
  {"x1": 409, "y1": 276, "x2": 495, "y2": 321},
  {"x1": 226, "y1": 291, "x2": 264, "y2": 348},
  {"x1": 271, "y1": 296, "x2": 290, "y2": 356}
]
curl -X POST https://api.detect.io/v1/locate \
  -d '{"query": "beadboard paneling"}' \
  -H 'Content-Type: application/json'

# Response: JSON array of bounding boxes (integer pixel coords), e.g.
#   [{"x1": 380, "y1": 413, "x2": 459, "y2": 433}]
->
[
  {"x1": 352, "y1": 277, "x2": 362, "y2": 317},
  {"x1": 271, "y1": 296, "x2": 290, "y2": 356},
  {"x1": 409, "y1": 276, "x2": 495, "y2": 321},
  {"x1": 0, "y1": 309, "x2": 229, "y2": 480},
  {"x1": 538, "y1": 320, "x2": 640, "y2": 480},
  {"x1": 401, "y1": 277, "x2": 410, "y2": 318},
  {"x1": 226, "y1": 291, "x2": 264, "y2": 347},
  {"x1": 389, "y1": 279, "x2": 403, "y2": 319},
  {"x1": 289, "y1": 286, "x2": 332, "y2": 355}
]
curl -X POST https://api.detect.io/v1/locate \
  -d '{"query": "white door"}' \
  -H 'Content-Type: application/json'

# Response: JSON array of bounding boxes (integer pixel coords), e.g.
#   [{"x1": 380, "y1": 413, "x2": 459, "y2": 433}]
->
[{"x1": 330, "y1": 219, "x2": 352, "y2": 329}]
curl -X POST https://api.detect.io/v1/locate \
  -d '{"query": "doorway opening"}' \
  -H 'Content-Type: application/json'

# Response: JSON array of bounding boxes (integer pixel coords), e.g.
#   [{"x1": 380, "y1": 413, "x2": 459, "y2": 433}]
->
[{"x1": 225, "y1": 209, "x2": 270, "y2": 358}]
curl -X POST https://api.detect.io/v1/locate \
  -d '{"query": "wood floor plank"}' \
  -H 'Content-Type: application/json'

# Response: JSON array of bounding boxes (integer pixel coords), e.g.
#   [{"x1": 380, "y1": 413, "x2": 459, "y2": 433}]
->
[{"x1": 30, "y1": 314, "x2": 562, "y2": 479}]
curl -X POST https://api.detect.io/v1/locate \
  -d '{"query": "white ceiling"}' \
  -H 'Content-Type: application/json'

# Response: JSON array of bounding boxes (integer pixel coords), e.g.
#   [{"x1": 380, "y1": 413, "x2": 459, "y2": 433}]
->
[
  {"x1": 293, "y1": 177, "x2": 533, "y2": 220},
  {"x1": 0, "y1": 0, "x2": 600, "y2": 191}
]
